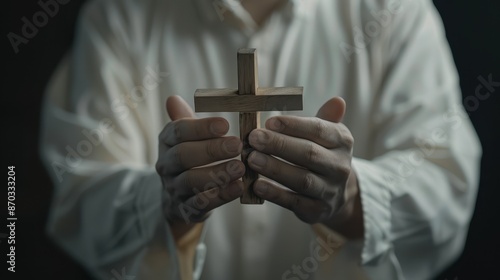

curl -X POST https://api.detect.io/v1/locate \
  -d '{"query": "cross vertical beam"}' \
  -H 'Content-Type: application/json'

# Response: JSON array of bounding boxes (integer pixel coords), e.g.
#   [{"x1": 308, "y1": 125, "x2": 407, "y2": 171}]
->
[
  {"x1": 237, "y1": 49, "x2": 263, "y2": 204},
  {"x1": 194, "y1": 48, "x2": 303, "y2": 204}
]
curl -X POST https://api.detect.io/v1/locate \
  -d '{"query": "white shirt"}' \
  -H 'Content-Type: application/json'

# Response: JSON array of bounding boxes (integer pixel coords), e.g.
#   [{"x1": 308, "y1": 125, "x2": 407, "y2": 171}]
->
[{"x1": 39, "y1": 0, "x2": 482, "y2": 279}]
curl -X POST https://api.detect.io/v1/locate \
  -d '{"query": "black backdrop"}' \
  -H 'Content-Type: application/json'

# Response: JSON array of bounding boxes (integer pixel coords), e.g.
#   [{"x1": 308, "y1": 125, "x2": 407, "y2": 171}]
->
[{"x1": 2, "y1": 0, "x2": 499, "y2": 278}]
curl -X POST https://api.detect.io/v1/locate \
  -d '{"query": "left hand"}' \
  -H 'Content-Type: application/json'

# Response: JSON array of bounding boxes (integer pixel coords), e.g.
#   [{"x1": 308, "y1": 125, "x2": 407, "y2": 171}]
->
[{"x1": 248, "y1": 97, "x2": 363, "y2": 238}]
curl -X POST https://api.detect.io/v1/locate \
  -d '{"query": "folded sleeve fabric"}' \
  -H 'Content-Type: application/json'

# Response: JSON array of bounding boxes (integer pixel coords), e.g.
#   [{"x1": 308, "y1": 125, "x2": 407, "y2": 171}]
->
[
  {"x1": 345, "y1": 1, "x2": 482, "y2": 279},
  {"x1": 39, "y1": 1, "x2": 196, "y2": 279},
  {"x1": 39, "y1": 0, "x2": 482, "y2": 279}
]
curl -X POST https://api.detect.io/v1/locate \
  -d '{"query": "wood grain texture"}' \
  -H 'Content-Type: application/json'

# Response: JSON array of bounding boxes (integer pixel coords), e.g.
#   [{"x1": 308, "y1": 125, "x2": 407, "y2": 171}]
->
[
  {"x1": 239, "y1": 112, "x2": 263, "y2": 204},
  {"x1": 194, "y1": 87, "x2": 303, "y2": 112},
  {"x1": 194, "y1": 48, "x2": 304, "y2": 204},
  {"x1": 237, "y1": 48, "x2": 258, "y2": 95},
  {"x1": 237, "y1": 48, "x2": 263, "y2": 204}
]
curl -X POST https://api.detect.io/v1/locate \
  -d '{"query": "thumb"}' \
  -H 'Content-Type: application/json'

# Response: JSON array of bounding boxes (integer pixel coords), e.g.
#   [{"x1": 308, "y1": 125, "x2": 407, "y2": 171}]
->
[
  {"x1": 166, "y1": 95, "x2": 196, "y2": 121},
  {"x1": 316, "y1": 97, "x2": 346, "y2": 123}
]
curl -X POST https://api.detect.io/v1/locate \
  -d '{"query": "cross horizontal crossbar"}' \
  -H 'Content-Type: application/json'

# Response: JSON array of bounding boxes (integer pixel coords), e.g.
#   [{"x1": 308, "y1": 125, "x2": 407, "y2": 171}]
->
[{"x1": 195, "y1": 87, "x2": 303, "y2": 112}]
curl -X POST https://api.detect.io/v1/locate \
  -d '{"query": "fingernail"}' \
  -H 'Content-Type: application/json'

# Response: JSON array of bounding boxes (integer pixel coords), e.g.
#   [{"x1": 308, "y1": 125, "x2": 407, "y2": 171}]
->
[
  {"x1": 210, "y1": 120, "x2": 228, "y2": 135},
  {"x1": 249, "y1": 152, "x2": 267, "y2": 168},
  {"x1": 224, "y1": 138, "x2": 241, "y2": 154},
  {"x1": 249, "y1": 130, "x2": 269, "y2": 148},
  {"x1": 254, "y1": 182, "x2": 268, "y2": 195},
  {"x1": 269, "y1": 118, "x2": 284, "y2": 131}
]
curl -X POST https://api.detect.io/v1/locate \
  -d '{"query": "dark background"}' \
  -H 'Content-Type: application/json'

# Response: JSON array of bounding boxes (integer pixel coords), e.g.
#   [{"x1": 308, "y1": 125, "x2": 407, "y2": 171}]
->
[{"x1": 2, "y1": 0, "x2": 499, "y2": 278}]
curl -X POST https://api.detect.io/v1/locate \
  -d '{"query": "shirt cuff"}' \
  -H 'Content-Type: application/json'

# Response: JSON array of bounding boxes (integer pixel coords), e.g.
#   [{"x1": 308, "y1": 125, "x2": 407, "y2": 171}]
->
[{"x1": 351, "y1": 157, "x2": 392, "y2": 266}]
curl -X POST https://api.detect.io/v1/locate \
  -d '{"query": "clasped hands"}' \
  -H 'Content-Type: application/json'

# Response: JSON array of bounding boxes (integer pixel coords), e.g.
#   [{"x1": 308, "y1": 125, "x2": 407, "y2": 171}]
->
[{"x1": 156, "y1": 96, "x2": 363, "y2": 239}]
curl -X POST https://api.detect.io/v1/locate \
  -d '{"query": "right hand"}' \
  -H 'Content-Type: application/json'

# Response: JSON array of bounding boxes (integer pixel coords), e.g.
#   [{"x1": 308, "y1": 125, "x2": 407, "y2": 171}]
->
[{"x1": 156, "y1": 96, "x2": 245, "y2": 233}]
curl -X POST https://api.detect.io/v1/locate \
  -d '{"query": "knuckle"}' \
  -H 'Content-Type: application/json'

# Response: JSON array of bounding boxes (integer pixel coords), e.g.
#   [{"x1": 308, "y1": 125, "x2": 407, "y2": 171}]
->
[
  {"x1": 301, "y1": 173, "x2": 315, "y2": 194},
  {"x1": 156, "y1": 162, "x2": 171, "y2": 178},
  {"x1": 206, "y1": 139, "x2": 220, "y2": 160},
  {"x1": 337, "y1": 189, "x2": 347, "y2": 208},
  {"x1": 329, "y1": 188, "x2": 340, "y2": 203},
  {"x1": 158, "y1": 128, "x2": 167, "y2": 143},
  {"x1": 157, "y1": 149, "x2": 179, "y2": 175},
  {"x1": 160, "y1": 122, "x2": 173, "y2": 143},
  {"x1": 320, "y1": 187, "x2": 335, "y2": 202},
  {"x1": 306, "y1": 143, "x2": 321, "y2": 164},
  {"x1": 321, "y1": 201, "x2": 334, "y2": 215},
  {"x1": 173, "y1": 122, "x2": 183, "y2": 142},
  {"x1": 169, "y1": 121, "x2": 183, "y2": 143},
  {"x1": 155, "y1": 161, "x2": 163, "y2": 175},
  {"x1": 272, "y1": 134, "x2": 287, "y2": 154},
  {"x1": 337, "y1": 163, "x2": 351, "y2": 180},
  {"x1": 328, "y1": 189, "x2": 345, "y2": 214},
  {"x1": 338, "y1": 126, "x2": 354, "y2": 148},
  {"x1": 290, "y1": 196, "x2": 302, "y2": 212},
  {"x1": 169, "y1": 145, "x2": 184, "y2": 169},
  {"x1": 314, "y1": 118, "x2": 329, "y2": 140}
]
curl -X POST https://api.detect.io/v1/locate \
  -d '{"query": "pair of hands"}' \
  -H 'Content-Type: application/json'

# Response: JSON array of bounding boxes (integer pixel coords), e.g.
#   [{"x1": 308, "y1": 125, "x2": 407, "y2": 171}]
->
[{"x1": 156, "y1": 96, "x2": 363, "y2": 239}]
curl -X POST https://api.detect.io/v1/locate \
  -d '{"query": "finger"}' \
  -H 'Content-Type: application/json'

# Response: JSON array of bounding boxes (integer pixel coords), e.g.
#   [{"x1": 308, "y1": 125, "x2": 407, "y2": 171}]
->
[
  {"x1": 249, "y1": 129, "x2": 349, "y2": 175},
  {"x1": 160, "y1": 117, "x2": 229, "y2": 146},
  {"x1": 183, "y1": 180, "x2": 244, "y2": 222},
  {"x1": 264, "y1": 116, "x2": 353, "y2": 149},
  {"x1": 167, "y1": 95, "x2": 195, "y2": 120},
  {"x1": 171, "y1": 160, "x2": 245, "y2": 198},
  {"x1": 252, "y1": 179, "x2": 326, "y2": 224},
  {"x1": 162, "y1": 136, "x2": 242, "y2": 174},
  {"x1": 316, "y1": 96, "x2": 346, "y2": 123},
  {"x1": 248, "y1": 151, "x2": 333, "y2": 199}
]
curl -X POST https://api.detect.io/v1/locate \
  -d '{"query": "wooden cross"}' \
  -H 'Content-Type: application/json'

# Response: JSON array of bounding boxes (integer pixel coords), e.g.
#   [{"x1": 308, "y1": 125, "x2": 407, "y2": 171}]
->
[{"x1": 194, "y1": 48, "x2": 303, "y2": 204}]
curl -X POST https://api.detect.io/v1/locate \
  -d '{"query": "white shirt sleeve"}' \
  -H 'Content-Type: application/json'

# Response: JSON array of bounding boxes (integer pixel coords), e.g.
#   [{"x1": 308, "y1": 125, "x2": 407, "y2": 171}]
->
[
  {"x1": 39, "y1": 1, "x2": 182, "y2": 279},
  {"x1": 352, "y1": 1, "x2": 481, "y2": 279},
  {"x1": 38, "y1": 0, "x2": 482, "y2": 279}
]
